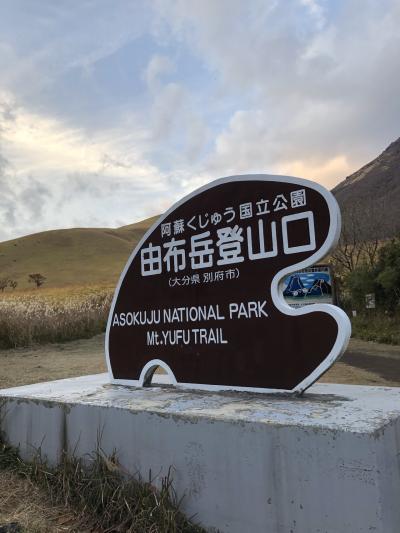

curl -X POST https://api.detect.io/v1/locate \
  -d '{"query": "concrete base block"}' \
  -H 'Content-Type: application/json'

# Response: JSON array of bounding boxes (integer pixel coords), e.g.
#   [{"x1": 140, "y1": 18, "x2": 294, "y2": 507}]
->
[{"x1": 1, "y1": 375, "x2": 400, "y2": 533}]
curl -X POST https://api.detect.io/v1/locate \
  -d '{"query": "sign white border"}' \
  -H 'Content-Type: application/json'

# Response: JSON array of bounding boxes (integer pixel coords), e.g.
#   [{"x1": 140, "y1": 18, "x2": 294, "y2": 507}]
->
[{"x1": 105, "y1": 174, "x2": 351, "y2": 394}]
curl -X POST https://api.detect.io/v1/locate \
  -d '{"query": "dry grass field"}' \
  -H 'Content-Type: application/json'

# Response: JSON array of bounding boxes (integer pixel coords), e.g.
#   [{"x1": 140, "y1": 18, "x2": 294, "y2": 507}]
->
[
  {"x1": 0, "y1": 470, "x2": 80, "y2": 532},
  {"x1": 0, "y1": 285, "x2": 113, "y2": 349}
]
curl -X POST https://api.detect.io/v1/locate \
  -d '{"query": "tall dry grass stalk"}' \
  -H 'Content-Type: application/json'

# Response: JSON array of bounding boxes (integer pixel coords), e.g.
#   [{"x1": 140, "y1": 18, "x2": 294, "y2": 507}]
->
[
  {"x1": 0, "y1": 437, "x2": 206, "y2": 533},
  {"x1": 0, "y1": 286, "x2": 114, "y2": 349}
]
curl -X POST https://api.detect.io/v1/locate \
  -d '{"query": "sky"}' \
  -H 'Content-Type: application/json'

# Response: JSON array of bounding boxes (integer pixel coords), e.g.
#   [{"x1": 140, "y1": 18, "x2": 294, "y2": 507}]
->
[{"x1": 0, "y1": 0, "x2": 399, "y2": 241}]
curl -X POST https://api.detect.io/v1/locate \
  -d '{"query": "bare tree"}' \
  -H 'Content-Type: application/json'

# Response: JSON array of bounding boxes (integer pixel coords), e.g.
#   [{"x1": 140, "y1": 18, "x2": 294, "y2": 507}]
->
[
  {"x1": 28, "y1": 273, "x2": 46, "y2": 288},
  {"x1": 0, "y1": 278, "x2": 9, "y2": 292},
  {"x1": 331, "y1": 205, "x2": 364, "y2": 275},
  {"x1": 331, "y1": 197, "x2": 388, "y2": 276}
]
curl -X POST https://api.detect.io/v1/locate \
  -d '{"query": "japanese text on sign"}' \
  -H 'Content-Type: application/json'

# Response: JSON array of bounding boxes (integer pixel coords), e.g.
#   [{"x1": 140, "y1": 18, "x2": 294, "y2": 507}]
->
[{"x1": 141, "y1": 209, "x2": 316, "y2": 276}]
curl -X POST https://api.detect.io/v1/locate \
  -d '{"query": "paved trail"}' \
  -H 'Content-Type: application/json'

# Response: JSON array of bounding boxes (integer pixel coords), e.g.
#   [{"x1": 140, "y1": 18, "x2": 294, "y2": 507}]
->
[{"x1": 320, "y1": 338, "x2": 400, "y2": 387}]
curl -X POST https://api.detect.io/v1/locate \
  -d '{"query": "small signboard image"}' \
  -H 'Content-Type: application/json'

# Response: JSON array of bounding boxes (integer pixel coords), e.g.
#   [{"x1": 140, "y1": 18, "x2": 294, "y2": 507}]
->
[{"x1": 282, "y1": 265, "x2": 333, "y2": 308}]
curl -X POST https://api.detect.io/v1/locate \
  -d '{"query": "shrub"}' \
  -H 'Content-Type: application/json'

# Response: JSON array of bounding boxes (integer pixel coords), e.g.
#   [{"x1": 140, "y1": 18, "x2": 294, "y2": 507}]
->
[{"x1": 351, "y1": 312, "x2": 400, "y2": 345}]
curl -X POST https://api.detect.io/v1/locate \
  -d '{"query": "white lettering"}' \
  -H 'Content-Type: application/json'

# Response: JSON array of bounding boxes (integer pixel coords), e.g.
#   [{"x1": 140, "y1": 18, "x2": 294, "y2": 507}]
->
[
  {"x1": 281, "y1": 211, "x2": 316, "y2": 254},
  {"x1": 229, "y1": 300, "x2": 268, "y2": 319}
]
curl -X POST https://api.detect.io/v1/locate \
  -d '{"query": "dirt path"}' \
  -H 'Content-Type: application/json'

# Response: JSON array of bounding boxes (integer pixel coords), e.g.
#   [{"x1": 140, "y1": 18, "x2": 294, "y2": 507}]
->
[
  {"x1": 1, "y1": 335, "x2": 400, "y2": 390},
  {"x1": 0, "y1": 335, "x2": 107, "y2": 389}
]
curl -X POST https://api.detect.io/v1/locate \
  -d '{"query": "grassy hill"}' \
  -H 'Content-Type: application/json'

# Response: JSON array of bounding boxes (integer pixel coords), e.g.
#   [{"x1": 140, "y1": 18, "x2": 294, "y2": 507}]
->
[{"x1": 0, "y1": 216, "x2": 158, "y2": 290}]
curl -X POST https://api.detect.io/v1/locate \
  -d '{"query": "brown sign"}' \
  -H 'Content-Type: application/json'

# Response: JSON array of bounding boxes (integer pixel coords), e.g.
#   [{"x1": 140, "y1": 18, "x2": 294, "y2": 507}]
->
[{"x1": 106, "y1": 175, "x2": 351, "y2": 393}]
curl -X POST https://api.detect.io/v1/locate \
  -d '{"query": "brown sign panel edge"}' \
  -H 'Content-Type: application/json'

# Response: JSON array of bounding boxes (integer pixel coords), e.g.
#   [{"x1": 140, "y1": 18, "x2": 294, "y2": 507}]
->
[{"x1": 105, "y1": 174, "x2": 351, "y2": 394}]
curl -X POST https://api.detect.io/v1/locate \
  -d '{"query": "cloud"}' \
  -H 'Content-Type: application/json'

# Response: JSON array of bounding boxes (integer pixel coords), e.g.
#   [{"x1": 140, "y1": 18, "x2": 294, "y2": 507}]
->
[
  {"x1": 0, "y1": 164, "x2": 52, "y2": 241},
  {"x1": 0, "y1": 148, "x2": 53, "y2": 240},
  {"x1": 143, "y1": 54, "x2": 175, "y2": 92},
  {"x1": 153, "y1": 0, "x2": 400, "y2": 185},
  {"x1": 0, "y1": 90, "x2": 172, "y2": 240},
  {"x1": 300, "y1": 0, "x2": 326, "y2": 30},
  {"x1": 142, "y1": 54, "x2": 210, "y2": 166},
  {"x1": 1, "y1": 1, "x2": 400, "y2": 241},
  {"x1": 278, "y1": 155, "x2": 351, "y2": 189},
  {"x1": 0, "y1": 2, "x2": 150, "y2": 93},
  {"x1": 18, "y1": 178, "x2": 52, "y2": 223},
  {"x1": 1, "y1": 96, "x2": 158, "y2": 182}
]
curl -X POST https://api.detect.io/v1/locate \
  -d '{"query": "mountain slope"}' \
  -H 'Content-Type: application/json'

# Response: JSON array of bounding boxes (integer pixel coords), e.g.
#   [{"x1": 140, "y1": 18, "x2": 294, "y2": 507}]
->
[
  {"x1": 0, "y1": 216, "x2": 158, "y2": 289},
  {"x1": 332, "y1": 138, "x2": 400, "y2": 237}
]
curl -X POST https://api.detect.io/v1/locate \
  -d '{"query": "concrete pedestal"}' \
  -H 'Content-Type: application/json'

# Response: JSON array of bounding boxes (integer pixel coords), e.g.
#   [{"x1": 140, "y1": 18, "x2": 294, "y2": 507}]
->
[{"x1": 1, "y1": 375, "x2": 400, "y2": 533}]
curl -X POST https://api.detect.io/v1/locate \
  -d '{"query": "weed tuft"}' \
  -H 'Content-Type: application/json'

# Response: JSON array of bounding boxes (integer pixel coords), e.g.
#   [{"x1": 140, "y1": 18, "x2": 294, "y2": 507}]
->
[
  {"x1": 351, "y1": 312, "x2": 400, "y2": 345},
  {"x1": 0, "y1": 439, "x2": 206, "y2": 533}
]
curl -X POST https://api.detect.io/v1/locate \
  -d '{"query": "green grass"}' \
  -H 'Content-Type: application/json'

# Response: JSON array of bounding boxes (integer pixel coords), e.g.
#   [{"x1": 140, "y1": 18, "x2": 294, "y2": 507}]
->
[
  {"x1": 0, "y1": 437, "x2": 207, "y2": 533},
  {"x1": 351, "y1": 312, "x2": 400, "y2": 345}
]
